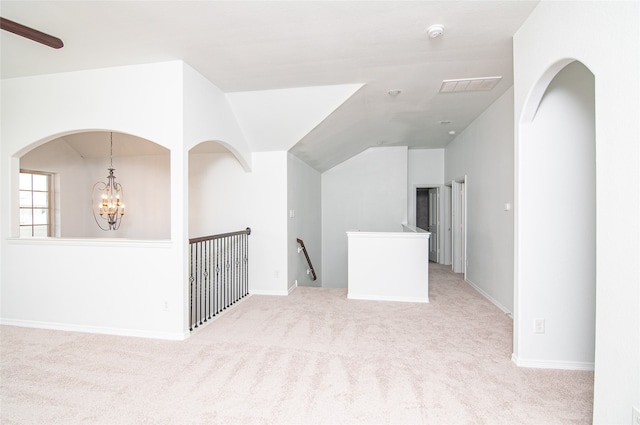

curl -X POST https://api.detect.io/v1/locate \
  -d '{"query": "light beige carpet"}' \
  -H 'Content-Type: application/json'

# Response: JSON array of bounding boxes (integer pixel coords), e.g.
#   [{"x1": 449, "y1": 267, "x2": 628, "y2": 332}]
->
[{"x1": 1, "y1": 263, "x2": 593, "y2": 424}]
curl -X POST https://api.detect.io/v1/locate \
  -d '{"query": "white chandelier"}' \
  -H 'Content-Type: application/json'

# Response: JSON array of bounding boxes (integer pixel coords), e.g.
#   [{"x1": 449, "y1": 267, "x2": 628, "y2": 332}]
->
[{"x1": 92, "y1": 132, "x2": 125, "y2": 230}]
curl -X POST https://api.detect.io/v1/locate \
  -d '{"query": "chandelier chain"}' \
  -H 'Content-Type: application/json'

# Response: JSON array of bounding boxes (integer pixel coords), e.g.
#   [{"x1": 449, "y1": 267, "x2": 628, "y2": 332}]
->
[
  {"x1": 92, "y1": 131, "x2": 125, "y2": 231},
  {"x1": 110, "y1": 132, "x2": 113, "y2": 169}
]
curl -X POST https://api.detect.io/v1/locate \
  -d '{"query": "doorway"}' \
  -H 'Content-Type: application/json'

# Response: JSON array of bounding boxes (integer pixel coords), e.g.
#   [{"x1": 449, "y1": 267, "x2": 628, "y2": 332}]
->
[
  {"x1": 416, "y1": 187, "x2": 439, "y2": 262},
  {"x1": 451, "y1": 178, "x2": 466, "y2": 277}
]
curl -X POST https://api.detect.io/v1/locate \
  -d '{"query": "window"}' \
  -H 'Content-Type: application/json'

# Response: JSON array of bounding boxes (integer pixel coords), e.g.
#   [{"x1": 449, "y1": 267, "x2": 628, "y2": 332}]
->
[{"x1": 19, "y1": 171, "x2": 53, "y2": 237}]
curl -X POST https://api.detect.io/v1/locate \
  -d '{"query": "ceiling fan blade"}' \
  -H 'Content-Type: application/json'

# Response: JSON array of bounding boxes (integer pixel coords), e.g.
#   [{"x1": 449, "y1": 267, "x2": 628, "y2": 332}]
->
[{"x1": 0, "y1": 17, "x2": 63, "y2": 49}]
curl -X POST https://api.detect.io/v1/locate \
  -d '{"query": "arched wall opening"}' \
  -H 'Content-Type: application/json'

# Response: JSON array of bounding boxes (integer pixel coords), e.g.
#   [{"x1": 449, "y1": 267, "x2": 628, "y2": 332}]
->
[
  {"x1": 188, "y1": 141, "x2": 249, "y2": 239},
  {"x1": 187, "y1": 145, "x2": 290, "y2": 296},
  {"x1": 18, "y1": 130, "x2": 171, "y2": 240},
  {"x1": 515, "y1": 60, "x2": 596, "y2": 370}
]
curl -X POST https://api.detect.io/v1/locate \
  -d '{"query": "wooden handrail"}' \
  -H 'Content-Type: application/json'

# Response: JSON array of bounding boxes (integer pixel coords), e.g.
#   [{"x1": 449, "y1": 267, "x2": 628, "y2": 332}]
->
[
  {"x1": 189, "y1": 227, "x2": 251, "y2": 244},
  {"x1": 296, "y1": 238, "x2": 317, "y2": 281}
]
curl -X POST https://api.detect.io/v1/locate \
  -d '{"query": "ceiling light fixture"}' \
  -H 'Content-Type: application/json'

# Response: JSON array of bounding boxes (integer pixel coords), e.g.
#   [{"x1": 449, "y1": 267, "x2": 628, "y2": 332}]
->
[
  {"x1": 92, "y1": 132, "x2": 125, "y2": 231},
  {"x1": 387, "y1": 89, "x2": 402, "y2": 97},
  {"x1": 449, "y1": 131, "x2": 456, "y2": 135},
  {"x1": 426, "y1": 24, "x2": 444, "y2": 39}
]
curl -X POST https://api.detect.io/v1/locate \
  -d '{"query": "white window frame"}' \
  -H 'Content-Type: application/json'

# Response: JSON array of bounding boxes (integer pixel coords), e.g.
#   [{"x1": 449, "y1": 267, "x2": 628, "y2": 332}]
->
[{"x1": 19, "y1": 169, "x2": 55, "y2": 237}]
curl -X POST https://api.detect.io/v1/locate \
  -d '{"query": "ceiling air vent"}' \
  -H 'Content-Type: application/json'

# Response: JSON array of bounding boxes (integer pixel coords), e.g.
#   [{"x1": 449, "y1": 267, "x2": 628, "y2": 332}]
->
[{"x1": 439, "y1": 76, "x2": 502, "y2": 93}]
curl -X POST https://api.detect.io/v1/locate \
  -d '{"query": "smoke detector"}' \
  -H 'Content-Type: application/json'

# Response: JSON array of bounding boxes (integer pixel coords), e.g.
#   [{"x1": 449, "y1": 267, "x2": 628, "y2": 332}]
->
[{"x1": 426, "y1": 24, "x2": 444, "y2": 39}]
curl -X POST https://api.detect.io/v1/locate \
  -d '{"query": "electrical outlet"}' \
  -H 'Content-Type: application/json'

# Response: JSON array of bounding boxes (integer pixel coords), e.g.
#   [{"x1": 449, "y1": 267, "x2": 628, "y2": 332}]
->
[
  {"x1": 534, "y1": 319, "x2": 545, "y2": 334},
  {"x1": 162, "y1": 300, "x2": 169, "y2": 311},
  {"x1": 632, "y1": 406, "x2": 640, "y2": 425}
]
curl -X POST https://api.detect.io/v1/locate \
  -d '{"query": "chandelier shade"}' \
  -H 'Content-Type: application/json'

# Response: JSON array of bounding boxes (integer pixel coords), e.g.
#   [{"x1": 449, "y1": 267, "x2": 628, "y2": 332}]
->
[{"x1": 92, "y1": 133, "x2": 125, "y2": 231}]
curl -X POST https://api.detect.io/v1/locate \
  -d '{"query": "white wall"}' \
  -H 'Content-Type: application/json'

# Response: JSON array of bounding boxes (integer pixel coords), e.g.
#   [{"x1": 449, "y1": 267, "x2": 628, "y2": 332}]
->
[
  {"x1": 445, "y1": 87, "x2": 515, "y2": 314},
  {"x1": 188, "y1": 150, "x2": 289, "y2": 295},
  {"x1": 1, "y1": 238, "x2": 178, "y2": 338},
  {"x1": 2, "y1": 60, "x2": 265, "y2": 338},
  {"x1": 227, "y1": 84, "x2": 363, "y2": 153},
  {"x1": 347, "y1": 231, "x2": 430, "y2": 303},
  {"x1": 321, "y1": 146, "x2": 408, "y2": 288},
  {"x1": 1, "y1": 62, "x2": 187, "y2": 339},
  {"x1": 182, "y1": 63, "x2": 251, "y2": 170},
  {"x1": 287, "y1": 153, "x2": 322, "y2": 289},
  {"x1": 513, "y1": 2, "x2": 640, "y2": 422},
  {"x1": 517, "y1": 62, "x2": 595, "y2": 368}
]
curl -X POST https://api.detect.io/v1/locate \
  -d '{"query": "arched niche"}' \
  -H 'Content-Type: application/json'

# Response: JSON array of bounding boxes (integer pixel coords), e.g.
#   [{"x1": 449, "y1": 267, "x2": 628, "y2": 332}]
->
[
  {"x1": 18, "y1": 130, "x2": 171, "y2": 239},
  {"x1": 520, "y1": 58, "x2": 577, "y2": 123},
  {"x1": 515, "y1": 60, "x2": 596, "y2": 369}
]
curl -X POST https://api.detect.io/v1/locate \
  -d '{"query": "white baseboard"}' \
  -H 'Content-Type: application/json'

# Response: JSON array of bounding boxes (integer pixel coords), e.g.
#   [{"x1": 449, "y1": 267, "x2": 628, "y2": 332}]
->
[
  {"x1": 249, "y1": 289, "x2": 290, "y2": 296},
  {"x1": 347, "y1": 293, "x2": 429, "y2": 303},
  {"x1": 466, "y1": 278, "x2": 513, "y2": 317},
  {"x1": 0, "y1": 318, "x2": 188, "y2": 341},
  {"x1": 511, "y1": 353, "x2": 594, "y2": 371}
]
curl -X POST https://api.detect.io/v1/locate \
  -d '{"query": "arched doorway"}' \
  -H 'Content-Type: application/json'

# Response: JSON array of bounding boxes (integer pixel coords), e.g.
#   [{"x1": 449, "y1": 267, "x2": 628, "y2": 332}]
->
[{"x1": 515, "y1": 60, "x2": 596, "y2": 369}]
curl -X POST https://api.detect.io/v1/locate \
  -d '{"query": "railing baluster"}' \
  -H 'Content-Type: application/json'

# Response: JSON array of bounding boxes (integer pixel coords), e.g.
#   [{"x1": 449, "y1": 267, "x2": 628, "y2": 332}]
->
[
  {"x1": 224, "y1": 235, "x2": 231, "y2": 310},
  {"x1": 230, "y1": 237, "x2": 232, "y2": 307},
  {"x1": 221, "y1": 238, "x2": 225, "y2": 311},
  {"x1": 205, "y1": 241, "x2": 209, "y2": 321},
  {"x1": 224, "y1": 236, "x2": 228, "y2": 310},
  {"x1": 234, "y1": 234, "x2": 238, "y2": 304},
  {"x1": 209, "y1": 239, "x2": 214, "y2": 319},
  {"x1": 228, "y1": 235, "x2": 232, "y2": 306},
  {"x1": 195, "y1": 243, "x2": 200, "y2": 328},
  {"x1": 199, "y1": 242, "x2": 203, "y2": 326},
  {"x1": 222, "y1": 237, "x2": 227, "y2": 310},
  {"x1": 188, "y1": 228, "x2": 251, "y2": 332},
  {"x1": 238, "y1": 235, "x2": 242, "y2": 297},
  {"x1": 204, "y1": 241, "x2": 208, "y2": 323},
  {"x1": 216, "y1": 238, "x2": 220, "y2": 316},
  {"x1": 212, "y1": 239, "x2": 215, "y2": 317},
  {"x1": 243, "y1": 232, "x2": 248, "y2": 297},
  {"x1": 189, "y1": 243, "x2": 194, "y2": 331},
  {"x1": 206, "y1": 240, "x2": 210, "y2": 320},
  {"x1": 241, "y1": 233, "x2": 245, "y2": 298}
]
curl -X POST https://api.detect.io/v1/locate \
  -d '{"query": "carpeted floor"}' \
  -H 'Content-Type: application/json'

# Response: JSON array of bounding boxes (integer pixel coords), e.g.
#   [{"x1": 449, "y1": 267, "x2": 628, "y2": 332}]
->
[{"x1": 1, "y1": 263, "x2": 593, "y2": 424}]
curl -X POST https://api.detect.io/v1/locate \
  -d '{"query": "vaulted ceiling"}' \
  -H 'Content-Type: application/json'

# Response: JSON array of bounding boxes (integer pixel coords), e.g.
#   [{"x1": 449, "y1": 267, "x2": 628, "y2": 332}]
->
[{"x1": 1, "y1": 1, "x2": 539, "y2": 171}]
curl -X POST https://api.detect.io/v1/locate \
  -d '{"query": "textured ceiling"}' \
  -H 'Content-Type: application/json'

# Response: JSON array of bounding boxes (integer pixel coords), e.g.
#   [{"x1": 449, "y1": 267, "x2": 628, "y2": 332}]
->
[{"x1": 1, "y1": 1, "x2": 539, "y2": 171}]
